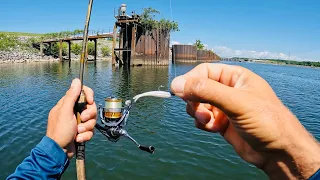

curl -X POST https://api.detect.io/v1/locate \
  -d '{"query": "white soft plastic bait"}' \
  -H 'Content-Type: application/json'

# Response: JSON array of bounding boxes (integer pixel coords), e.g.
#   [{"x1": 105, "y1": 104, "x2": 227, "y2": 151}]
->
[{"x1": 133, "y1": 91, "x2": 173, "y2": 102}]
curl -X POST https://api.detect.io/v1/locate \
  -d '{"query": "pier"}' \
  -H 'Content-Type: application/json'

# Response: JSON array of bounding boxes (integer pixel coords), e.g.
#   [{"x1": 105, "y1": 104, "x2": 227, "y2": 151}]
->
[{"x1": 41, "y1": 33, "x2": 115, "y2": 61}]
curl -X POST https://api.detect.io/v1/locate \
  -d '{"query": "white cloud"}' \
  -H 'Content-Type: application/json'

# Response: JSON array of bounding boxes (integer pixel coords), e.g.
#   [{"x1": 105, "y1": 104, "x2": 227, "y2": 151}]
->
[
  {"x1": 171, "y1": 41, "x2": 181, "y2": 45},
  {"x1": 213, "y1": 46, "x2": 314, "y2": 61},
  {"x1": 170, "y1": 42, "x2": 317, "y2": 61}
]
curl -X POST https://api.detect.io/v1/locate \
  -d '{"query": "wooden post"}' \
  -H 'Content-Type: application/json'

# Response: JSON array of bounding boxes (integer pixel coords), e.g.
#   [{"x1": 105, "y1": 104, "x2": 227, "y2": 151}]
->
[
  {"x1": 112, "y1": 24, "x2": 117, "y2": 65},
  {"x1": 119, "y1": 29, "x2": 123, "y2": 63},
  {"x1": 49, "y1": 42, "x2": 52, "y2": 56},
  {"x1": 130, "y1": 24, "x2": 136, "y2": 66},
  {"x1": 59, "y1": 40, "x2": 63, "y2": 61},
  {"x1": 119, "y1": 29, "x2": 123, "y2": 50},
  {"x1": 40, "y1": 43, "x2": 44, "y2": 57},
  {"x1": 68, "y1": 41, "x2": 71, "y2": 61},
  {"x1": 94, "y1": 39, "x2": 97, "y2": 61}
]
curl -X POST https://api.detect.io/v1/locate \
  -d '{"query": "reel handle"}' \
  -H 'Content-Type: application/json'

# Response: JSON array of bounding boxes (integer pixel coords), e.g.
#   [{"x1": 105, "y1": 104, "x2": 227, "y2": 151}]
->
[{"x1": 139, "y1": 145, "x2": 155, "y2": 154}]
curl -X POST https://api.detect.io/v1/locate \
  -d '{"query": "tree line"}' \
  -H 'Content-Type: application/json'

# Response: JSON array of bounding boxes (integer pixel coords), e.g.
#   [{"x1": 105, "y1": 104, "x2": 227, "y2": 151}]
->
[{"x1": 268, "y1": 59, "x2": 320, "y2": 67}]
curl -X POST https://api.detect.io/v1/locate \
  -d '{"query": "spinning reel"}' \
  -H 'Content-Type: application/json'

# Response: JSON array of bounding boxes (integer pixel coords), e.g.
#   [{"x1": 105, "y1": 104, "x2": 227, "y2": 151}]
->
[{"x1": 95, "y1": 97, "x2": 155, "y2": 154}]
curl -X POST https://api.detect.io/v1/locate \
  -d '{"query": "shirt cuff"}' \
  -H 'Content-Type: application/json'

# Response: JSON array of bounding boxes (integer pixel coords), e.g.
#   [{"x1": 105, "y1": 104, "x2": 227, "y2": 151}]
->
[{"x1": 36, "y1": 136, "x2": 69, "y2": 172}]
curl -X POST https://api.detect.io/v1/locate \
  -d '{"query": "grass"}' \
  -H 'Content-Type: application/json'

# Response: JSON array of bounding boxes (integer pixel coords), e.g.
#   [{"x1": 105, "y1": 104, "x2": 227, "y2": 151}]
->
[{"x1": 0, "y1": 31, "x2": 42, "y2": 37}]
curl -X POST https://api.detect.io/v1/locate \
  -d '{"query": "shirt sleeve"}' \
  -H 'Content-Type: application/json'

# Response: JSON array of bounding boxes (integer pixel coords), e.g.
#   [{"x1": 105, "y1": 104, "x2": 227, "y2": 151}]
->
[
  {"x1": 309, "y1": 169, "x2": 320, "y2": 180},
  {"x1": 7, "y1": 136, "x2": 69, "y2": 180}
]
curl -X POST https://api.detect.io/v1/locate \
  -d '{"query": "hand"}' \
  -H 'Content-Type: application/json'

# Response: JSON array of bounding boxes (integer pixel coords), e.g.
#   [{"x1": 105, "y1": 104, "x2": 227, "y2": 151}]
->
[
  {"x1": 46, "y1": 79, "x2": 97, "y2": 159},
  {"x1": 171, "y1": 63, "x2": 320, "y2": 179}
]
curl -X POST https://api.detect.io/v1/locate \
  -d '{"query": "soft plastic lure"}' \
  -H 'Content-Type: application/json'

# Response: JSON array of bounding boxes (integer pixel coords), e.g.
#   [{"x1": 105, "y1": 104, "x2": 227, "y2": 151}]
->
[{"x1": 133, "y1": 91, "x2": 174, "y2": 102}]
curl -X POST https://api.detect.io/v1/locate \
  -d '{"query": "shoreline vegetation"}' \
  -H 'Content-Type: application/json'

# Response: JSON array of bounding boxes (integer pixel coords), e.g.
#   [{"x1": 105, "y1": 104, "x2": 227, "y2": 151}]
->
[
  {"x1": 231, "y1": 58, "x2": 320, "y2": 68},
  {"x1": 0, "y1": 30, "x2": 112, "y2": 64},
  {"x1": 0, "y1": 7, "x2": 179, "y2": 64},
  {"x1": 0, "y1": 31, "x2": 319, "y2": 68}
]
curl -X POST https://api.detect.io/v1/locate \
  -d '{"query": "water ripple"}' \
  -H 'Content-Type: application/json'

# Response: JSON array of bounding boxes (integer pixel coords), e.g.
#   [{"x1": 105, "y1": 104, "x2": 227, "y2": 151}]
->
[{"x1": 1, "y1": 61, "x2": 318, "y2": 179}]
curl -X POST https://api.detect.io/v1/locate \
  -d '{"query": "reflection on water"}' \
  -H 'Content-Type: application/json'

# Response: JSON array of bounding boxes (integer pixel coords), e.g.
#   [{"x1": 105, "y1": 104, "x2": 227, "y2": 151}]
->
[{"x1": 1, "y1": 61, "x2": 319, "y2": 179}]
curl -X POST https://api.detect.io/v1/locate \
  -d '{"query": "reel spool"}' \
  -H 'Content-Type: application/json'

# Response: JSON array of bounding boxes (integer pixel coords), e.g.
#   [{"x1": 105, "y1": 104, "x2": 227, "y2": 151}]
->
[{"x1": 104, "y1": 97, "x2": 122, "y2": 120}]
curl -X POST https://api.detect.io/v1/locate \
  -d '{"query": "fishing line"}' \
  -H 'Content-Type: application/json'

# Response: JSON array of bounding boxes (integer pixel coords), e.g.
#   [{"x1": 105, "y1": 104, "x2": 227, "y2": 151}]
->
[
  {"x1": 125, "y1": 13, "x2": 131, "y2": 99},
  {"x1": 132, "y1": 0, "x2": 177, "y2": 101}
]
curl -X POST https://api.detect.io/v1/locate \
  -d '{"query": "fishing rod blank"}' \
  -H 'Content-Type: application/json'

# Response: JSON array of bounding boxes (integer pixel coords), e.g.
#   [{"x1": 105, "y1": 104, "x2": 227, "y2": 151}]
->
[{"x1": 75, "y1": 0, "x2": 94, "y2": 180}]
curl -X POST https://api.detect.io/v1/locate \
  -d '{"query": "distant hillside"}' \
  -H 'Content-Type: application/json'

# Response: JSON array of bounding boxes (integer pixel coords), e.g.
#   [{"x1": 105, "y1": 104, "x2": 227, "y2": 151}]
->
[{"x1": 0, "y1": 31, "x2": 42, "y2": 37}]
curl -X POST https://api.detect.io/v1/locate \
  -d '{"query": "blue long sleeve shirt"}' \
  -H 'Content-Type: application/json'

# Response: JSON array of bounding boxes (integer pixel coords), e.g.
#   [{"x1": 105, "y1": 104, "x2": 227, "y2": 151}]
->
[
  {"x1": 6, "y1": 136, "x2": 320, "y2": 180},
  {"x1": 7, "y1": 136, "x2": 69, "y2": 180}
]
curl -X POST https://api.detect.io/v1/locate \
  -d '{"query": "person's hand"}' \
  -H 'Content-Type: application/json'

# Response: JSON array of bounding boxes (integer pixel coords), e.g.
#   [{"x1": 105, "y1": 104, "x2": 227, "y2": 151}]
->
[
  {"x1": 171, "y1": 63, "x2": 320, "y2": 179},
  {"x1": 46, "y1": 79, "x2": 97, "y2": 159}
]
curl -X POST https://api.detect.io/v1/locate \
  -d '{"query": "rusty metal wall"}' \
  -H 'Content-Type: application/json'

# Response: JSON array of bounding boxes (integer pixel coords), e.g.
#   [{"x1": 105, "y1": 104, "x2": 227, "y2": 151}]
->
[
  {"x1": 172, "y1": 45, "x2": 197, "y2": 61},
  {"x1": 197, "y1": 50, "x2": 220, "y2": 61},
  {"x1": 134, "y1": 29, "x2": 170, "y2": 66},
  {"x1": 213, "y1": 53, "x2": 221, "y2": 60}
]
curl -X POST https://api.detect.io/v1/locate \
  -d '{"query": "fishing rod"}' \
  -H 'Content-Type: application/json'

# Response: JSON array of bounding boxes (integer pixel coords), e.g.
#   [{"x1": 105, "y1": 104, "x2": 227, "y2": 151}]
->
[{"x1": 75, "y1": 0, "x2": 93, "y2": 180}]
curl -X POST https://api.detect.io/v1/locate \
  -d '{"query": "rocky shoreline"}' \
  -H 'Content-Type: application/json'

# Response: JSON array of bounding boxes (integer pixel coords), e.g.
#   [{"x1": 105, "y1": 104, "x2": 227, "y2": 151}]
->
[
  {"x1": 0, "y1": 50, "x2": 112, "y2": 64},
  {"x1": 0, "y1": 50, "x2": 59, "y2": 64},
  {"x1": 0, "y1": 34, "x2": 113, "y2": 64}
]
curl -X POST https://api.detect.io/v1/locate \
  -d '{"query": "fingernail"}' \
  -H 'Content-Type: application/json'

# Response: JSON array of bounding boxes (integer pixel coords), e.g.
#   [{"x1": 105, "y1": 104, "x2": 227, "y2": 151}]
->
[
  {"x1": 70, "y1": 79, "x2": 77, "y2": 88},
  {"x1": 78, "y1": 126, "x2": 86, "y2": 133},
  {"x1": 195, "y1": 111, "x2": 210, "y2": 124},
  {"x1": 77, "y1": 136, "x2": 84, "y2": 142},
  {"x1": 171, "y1": 76, "x2": 186, "y2": 96}
]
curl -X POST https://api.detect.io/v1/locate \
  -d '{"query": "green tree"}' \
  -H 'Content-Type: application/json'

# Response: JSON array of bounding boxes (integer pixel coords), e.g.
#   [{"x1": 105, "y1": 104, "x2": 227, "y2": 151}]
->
[
  {"x1": 49, "y1": 42, "x2": 68, "y2": 57},
  {"x1": 73, "y1": 29, "x2": 84, "y2": 36},
  {"x1": 140, "y1": 7, "x2": 179, "y2": 34},
  {"x1": 71, "y1": 43, "x2": 81, "y2": 55},
  {"x1": 194, "y1": 39, "x2": 205, "y2": 50},
  {"x1": 101, "y1": 46, "x2": 111, "y2": 57},
  {"x1": 49, "y1": 43, "x2": 59, "y2": 57}
]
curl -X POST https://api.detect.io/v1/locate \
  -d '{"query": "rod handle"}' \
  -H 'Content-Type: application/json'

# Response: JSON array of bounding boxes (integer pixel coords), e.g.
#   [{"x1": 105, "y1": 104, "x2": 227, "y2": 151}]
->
[
  {"x1": 76, "y1": 157, "x2": 86, "y2": 180},
  {"x1": 75, "y1": 90, "x2": 87, "y2": 180},
  {"x1": 76, "y1": 90, "x2": 87, "y2": 124},
  {"x1": 75, "y1": 90, "x2": 87, "y2": 157}
]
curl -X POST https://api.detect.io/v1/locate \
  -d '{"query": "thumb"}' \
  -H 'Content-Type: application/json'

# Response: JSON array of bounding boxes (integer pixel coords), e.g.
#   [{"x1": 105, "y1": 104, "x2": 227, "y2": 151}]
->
[
  {"x1": 171, "y1": 75, "x2": 247, "y2": 116},
  {"x1": 62, "y1": 78, "x2": 81, "y2": 111}
]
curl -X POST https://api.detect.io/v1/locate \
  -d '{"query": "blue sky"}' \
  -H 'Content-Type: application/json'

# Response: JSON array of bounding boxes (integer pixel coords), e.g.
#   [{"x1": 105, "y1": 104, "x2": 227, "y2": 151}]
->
[{"x1": 1, "y1": 0, "x2": 319, "y2": 61}]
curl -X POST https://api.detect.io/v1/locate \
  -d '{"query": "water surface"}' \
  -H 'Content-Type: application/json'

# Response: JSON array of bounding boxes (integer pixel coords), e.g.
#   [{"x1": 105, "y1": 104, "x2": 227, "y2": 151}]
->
[{"x1": 0, "y1": 61, "x2": 319, "y2": 179}]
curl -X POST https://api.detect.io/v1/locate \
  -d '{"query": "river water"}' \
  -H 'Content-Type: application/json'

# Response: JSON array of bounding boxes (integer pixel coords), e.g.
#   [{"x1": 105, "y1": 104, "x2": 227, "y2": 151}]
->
[{"x1": 0, "y1": 61, "x2": 319, "y2": 179}]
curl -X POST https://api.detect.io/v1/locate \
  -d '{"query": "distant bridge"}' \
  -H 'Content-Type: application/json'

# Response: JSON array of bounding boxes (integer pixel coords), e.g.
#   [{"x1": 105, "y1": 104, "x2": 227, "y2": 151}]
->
[{"x1": 40, "y1": 33, "x2": 117, "y2": 61}]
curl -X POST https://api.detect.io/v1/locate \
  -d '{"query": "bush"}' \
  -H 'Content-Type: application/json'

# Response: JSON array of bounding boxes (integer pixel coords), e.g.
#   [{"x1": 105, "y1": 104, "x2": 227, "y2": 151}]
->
[
  {"x1": 20, "y1": 37, "x2": 41, "y2": 50},
  {"x1": 60, "y1": 42, "x2": 68, "y2": 56},
  {"x1": 48, "y1": 42, "x2": 68, "y2": 57},
  {"x1": 0, "y1": 33, "x2": 18, "y2": 51},
  {"x1": 71, "y1": 43, "x2": 81, "y2": 55},
  {"x1": 87, "y1": 42, "x2": 95, "y2": 56},
  {"x1": 101, "y1": 46, "x2": 111, "y2": 57}
]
